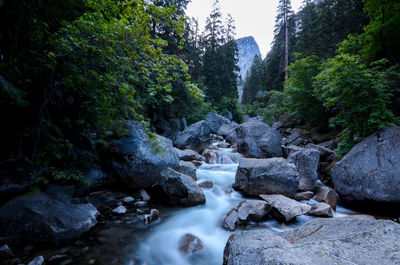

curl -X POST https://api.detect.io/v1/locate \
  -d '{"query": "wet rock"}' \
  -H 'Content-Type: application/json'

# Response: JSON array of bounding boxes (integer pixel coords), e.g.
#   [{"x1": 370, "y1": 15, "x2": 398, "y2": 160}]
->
[
  {"x1": 332, "y1": 126, "x2": 400, "y2": 205},
  {"x1": 133, "y1": 201, "x2": 148, "y2": 208},
  {"x1": 206, "y1": 112, "x2": 231, "y2": 134},
  {"x1": 235, "y1": 121, "x2": 282, "y2": 158},
  {"x1": 176, "y1": 161, "x2": 197, "y2": 180},
  {"x1": 174, "y1": 148, "x2": 203, "y2": 162},
  {"x1": 223, "y1": 216, "x2": 400, "y2": 265},
  {"x1": 233, "y1": 158, "x2": 299, "y2": 198},
  {"x1": 0, "y1": 192, "x2": 98, "y2": 245},
  {"x1": 216, "y1": 142, "x2": 231, "y2": 148},
  {"x1": 134, "y1": 189, "x2": 151, "y2": 202},
  {"x1": 315, "y1": 185, "x2": 337, "y2": 210},
  {"x1": 198, "y1": 180, "x2": 213, "y2": 189},
  {"x1": 78, "y1": 190, "x2": 125, "y2": 213},
  {"x1": 28, "y1": 256, "x2": 44, "y2": 265},
  {"x1": 237, "y1": 200, "x2": 271, "y2": 223},
  {"x1": 295, "y1": 191, "x2": 314, "y2": 201},
  {"x1": 174, "y1": 120, "x2": 212, "y2": 152},
  {"x1": 144, "y1": 209, "x2": 160, "y2": 224},
  {"x1": 123, "y1": 196, "x2": 135, "y2": 203},
  {"x1": 259, "y1": 194, "x2": 311, "y2": 222},
  {"x1": 0, "y1": 244, "x2": 12, "y2": 259},
  {"x1": 112, "y1": 206, "x2": 127, "y2": 214},
  {"x1": 178, "y1": 233, "x2": 205, "y2": 255},
  {"x1": 110, "y1": 121, "x2": 179, "y2": 189},
  {"x1": 287, "y1": 147, "x2": 320, "y2": 191},
  {"x1": 48, "y1": 254, "x2": 69, "y2": 264},
  {"x1": 308, "y1": 202, "x2": 333, "y2": 217},
  {"x1": 222, "y1": 209, "x2": 238, "y2": 231},
  {"x1": 218, "y1": 123, "x2": 239, "y2": 138},
  {"x1": 152, "y1": 168, "x2": 205, "y2": 206}
]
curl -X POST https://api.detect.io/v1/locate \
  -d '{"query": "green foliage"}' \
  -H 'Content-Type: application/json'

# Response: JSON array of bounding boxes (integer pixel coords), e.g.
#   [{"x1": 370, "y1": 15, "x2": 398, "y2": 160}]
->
[
  {"x1": 262, "y1": 90, "x2": 288, "y2": 125},
  {"x1": 286, "y1": 55, "x2": 328, "y2": 128},
  {"x1": 315, "y1": 54, "x2": 397, "y2": 156},
  {"x1": 217, "y1": 96, "x2": 243, "y2": 123}
]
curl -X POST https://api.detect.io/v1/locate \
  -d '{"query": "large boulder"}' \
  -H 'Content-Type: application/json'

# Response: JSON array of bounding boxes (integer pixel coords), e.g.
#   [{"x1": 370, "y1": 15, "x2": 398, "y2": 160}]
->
[
  {"x1": 234, "y1": 121, "x2": 282, "y2": 158},
  {"x1": 174, "y1": 121, "x2": 212, "y2": 152},
  {"x1": 287, "y1": 147, "x2": 320, "y2": 191},
  {"x1": 218, "y1": 123, "x2": 239, "y2": 138},
  {"x1": 206, "y1": 112, "x2": 231, "y2": 133},
  {"x1": 0, "y1": 192, "x2": 99, "y2": 245},
  {"x1": 223, "y1": 216, "x2": 400, "y2": 265},
  {"x1": 233, "y1": 158, "x2": 300, "y2": 198},
  {"x1": 176, "y1": 161, "x2": 197, "y2": 180},
  {"x1": 152, "y1": 168, "x2": 205, "y2": 206},
  {"x1": 178, "y1": 233, "x2": 205, "y2": 255},
  {"x1": 331, "y1": 126, "x2": 400, "y2": 204},
  {"x1": 259, "y1": 194, "x2": 311, "y2": 222},
  {"x1": 110, "y1": 121, "x2": 179, "y2": 189}
]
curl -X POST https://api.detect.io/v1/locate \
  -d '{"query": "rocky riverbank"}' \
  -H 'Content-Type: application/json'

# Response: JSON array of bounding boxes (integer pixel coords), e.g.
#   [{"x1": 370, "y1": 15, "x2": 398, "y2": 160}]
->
[{"x1": 1, "y1": 113, "x2": 400, "y2": 265}]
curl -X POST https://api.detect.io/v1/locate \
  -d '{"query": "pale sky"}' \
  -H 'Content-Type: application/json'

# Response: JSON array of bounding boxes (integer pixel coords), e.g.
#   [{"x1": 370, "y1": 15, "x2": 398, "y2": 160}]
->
[{"x1": 186, "y1": 0, "x2": 303, "y2": 58}]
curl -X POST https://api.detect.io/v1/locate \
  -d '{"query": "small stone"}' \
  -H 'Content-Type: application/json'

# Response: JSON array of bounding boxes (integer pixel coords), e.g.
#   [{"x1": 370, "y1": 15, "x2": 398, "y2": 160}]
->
[
  {"x1": 0, "y1": 244, "x2": 13, "y2": 259},
  {"x1": 28, "y1": 256, "x2": 44, "y2": 265},
  {"x1": 133, "y1": 201, "x2": 148, "y2": 208},
  {"x1": 144, "y1": 209, "x2": 160, "y2": 224},
  {"x1": 308, "y1": 202, "x2": 333, "y2": 217},
  {"x1": 123, "y1": 196, "x2": 135, "y2": 203},
  {"x1": 112, "y1": 206, "x2": 127, "y2": 214},
  {"x1": 178, "y1": 233, "x2": 205, "y2": 255},
  {"x1": 295, "y1": 191, "x2": 314, "y2": 201},
  {"x1": 198, "y1": 180, "x2": 213, "y2": 189},
  {"x1": 82, "y1": 246, "x2": 90, "y2": 253},
  {"x1": 136, "y1": 209, "x2": 145, "y2": 214}
]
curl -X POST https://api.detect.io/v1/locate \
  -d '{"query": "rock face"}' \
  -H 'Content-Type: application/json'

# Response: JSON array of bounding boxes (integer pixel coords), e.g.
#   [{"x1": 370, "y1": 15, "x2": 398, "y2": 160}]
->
[
  {"x1": 174, "y1": 121, "x2": 212, "y2": 152},
  {"x1": 0, "y1": 192, "x2": 99, "y2": 245},
  {"x1": 178, "y1": 233, "x2": 205, "y2": 255},
  {"x1": 233, "y1": 158, "x2": 299, "y2": 198},
  {"x1": 259, "y1": 194, "x2": 311, "y2": 222},
  {"x1": 110, "y1": 121, "x2": 179, "y2": 189},
  {"x1": 152, "y1": 168, "x2": 205, "y2": 206},
  {"x1": 223, "y1": 216, "x2": 400, "y2": 265},
  {"x1": 206, "y1": 112, "x2": 231, "y2": 133},
  {"x1": 287, "y1": 147, "x2": 320, "y2": 191},
  {"x1": 236, "y1": 36, "x2": 261, "y2": 103},
  {"x1": 235, "y1": 122, "x2": 282, "y2": 158},
  {"x1": 332, "y1": 126, "x2": 400, "y2": 205}
]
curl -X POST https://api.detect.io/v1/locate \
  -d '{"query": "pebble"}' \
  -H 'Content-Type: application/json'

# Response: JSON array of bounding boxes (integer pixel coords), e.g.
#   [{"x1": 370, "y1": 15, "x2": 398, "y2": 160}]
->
[
  {"x1": 112, "y1": 206, "x2": 127, "y2": 214},
  {"x1": 123, "y1": 196, "x2": 135, "y2": 203},
  {"x1": 133, "y1": 201, "x2": 148, "y2": 208}
]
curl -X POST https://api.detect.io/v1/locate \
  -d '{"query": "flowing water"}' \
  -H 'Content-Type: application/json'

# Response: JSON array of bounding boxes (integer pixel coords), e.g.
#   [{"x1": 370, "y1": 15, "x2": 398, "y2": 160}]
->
[{"x1": 135, "y1": 146, "x2": 357, "y2": 265}]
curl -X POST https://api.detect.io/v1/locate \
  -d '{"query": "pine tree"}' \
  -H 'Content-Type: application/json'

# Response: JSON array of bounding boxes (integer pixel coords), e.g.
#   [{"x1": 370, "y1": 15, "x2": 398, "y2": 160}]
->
[
  {"x1": 242, "y1": 55, "x2": 265, "y2": 104},
  {"x1": 276, "y1": 0, "x2": 294, "y2": 81}
]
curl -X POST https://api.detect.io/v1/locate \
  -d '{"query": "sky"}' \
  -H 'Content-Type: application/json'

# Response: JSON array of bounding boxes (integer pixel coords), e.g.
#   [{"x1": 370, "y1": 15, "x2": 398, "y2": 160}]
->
[{"x1": 186, "y1": 0, "x2": 303, "y2": 58}]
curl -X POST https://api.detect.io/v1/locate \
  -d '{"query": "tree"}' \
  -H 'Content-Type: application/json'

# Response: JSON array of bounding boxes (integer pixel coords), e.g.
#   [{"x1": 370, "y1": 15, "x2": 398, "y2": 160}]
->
[
  {"x1": 242, "y1": 55, "x2": 266, "y2": 104},
  {"x1": 276, "y1": 0, "x2": 294, "y2": 81}
]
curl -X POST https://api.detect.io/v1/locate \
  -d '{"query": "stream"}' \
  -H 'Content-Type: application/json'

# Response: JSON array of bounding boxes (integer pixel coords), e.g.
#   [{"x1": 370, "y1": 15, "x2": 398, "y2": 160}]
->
[{"x1": 135, "y1": 145, "x2": 357, "y2": 265}]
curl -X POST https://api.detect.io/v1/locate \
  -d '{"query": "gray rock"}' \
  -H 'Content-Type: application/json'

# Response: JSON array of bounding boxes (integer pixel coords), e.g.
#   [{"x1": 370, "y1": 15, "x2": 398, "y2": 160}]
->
[
  {"x1": 144, "y1": 209, "x2": 160, "y2": 224},
  {"x1": 306, "y1": 143, "x2": 335, "y2": 159},
  {"x1": 223, "y1": 216, "x2": 400, "y2": 265},
  {"x1": 206, "y1": 112, "x2": 231, "y2": 133},
  {"x1": 282, "y1": 144, "x2": 305, "y2": 157},
  {"x1": 80, "y1": 165, "x2": 112, "y2": 192},
  {"x1": 237, "y1": 200, "x2": 271, "y2": 223},
  {"x1": 174, "y1": 148, "x2": 203, "y2": 161},
  {"x1": 315, "y1": 185, "x2": 337, "y2": 210},
  {"x1": 134, "y1": 189, "x2": 151, "y2": 202},
  {"x1": 133, "y1": 201, "x2": 148, "y2": 208},
  {"x1": 259, "y1": 194, "x2": 311, "y2": 222},
  {"x1": 178, "y1": 233, "x2": 205, "y2": 255},
  {"x1": 112, "y1": 206, "x2": 127, "y2": 214},
  {"x1": 198, "y1": 180, "x2": 213, "y2": 189},
  {"x1": 123, "y1": 196, "x2": 135, "y2": 203},
  {"x1": 308, "y1": 202, "x2": 333, "y2": 217},
  {"x1": 0, "y1": 244, "x2": 12, "y2": 259},
  {"x1": 0, "y1": 182, "x2": 28, "y2": 204},
  {"x1": 235, "y1": 121, "x2": 282, "y2": 158},
  {"x1": 110, "y1": 121, "x2": 179, "y2": 189},
  {"x1": 28, "y1": 256, "x2": 44, "y2": 265},
  {"x1": 152, "y1": 168, "x2": 205, "y2": 206},
  {"x1": 282, "y1": 129, "x2": 310, "y2": 146},
  {"x1": 222, "y1": 209, "x2": 238, "y2": 231},
  {"x1": 176, "y1": 161, "x2": 197, "y2": 180},
  {"x1": 287, "y1": 147, "x2": 320, "y2": 191},
  {"x1": 295, "y1": 191, "x2": 314, "y2": 201},
  {"x1": 217, "y1": 123, "x2": 238, "y2": 138},
  {"x1": 233, "y1": 158, "x2": 299, "y2": 198},
  {"x1": 332, "y1": 126, "x2": 400, "y2": 204},
  {"x1": 45, "y1": 184, "x2": 75, "y2": 203},
  {"x1": 174, "y1": 120, "x2": 212, "y2": 152},
  {"x1": 0, "y1": 192, "x2": 98, "y2": 245},
  {"x1": 216, "y1": 142, "x2": 231, "y2": 148}
]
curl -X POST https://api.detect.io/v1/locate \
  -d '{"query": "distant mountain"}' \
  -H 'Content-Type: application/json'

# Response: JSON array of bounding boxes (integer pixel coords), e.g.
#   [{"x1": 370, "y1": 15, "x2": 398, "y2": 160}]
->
[{"x1": 236, "y1": 36, "x2": 261, "y2": 103}]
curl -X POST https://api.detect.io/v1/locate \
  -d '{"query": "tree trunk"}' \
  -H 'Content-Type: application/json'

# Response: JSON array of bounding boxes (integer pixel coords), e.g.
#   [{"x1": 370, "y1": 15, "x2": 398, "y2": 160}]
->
[{"x1": 284, "y1": 0, "x2": 289, "y2": 82}]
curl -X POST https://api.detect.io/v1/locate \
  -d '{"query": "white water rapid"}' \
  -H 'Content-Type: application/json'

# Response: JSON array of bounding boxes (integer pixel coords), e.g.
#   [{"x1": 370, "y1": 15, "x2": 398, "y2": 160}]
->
[{"x1": 136, "y1": 146, "x2": 356, "y2": 265}]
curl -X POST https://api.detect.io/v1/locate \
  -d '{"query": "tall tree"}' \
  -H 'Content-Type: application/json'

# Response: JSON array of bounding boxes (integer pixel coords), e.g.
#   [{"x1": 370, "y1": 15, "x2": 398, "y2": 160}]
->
[
  {"x1": 242, "y1": 55, "x2": 265, "y2": 104},
  {"x1": 276, "y1": 0, "x2": 294, "y2": 81}
]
